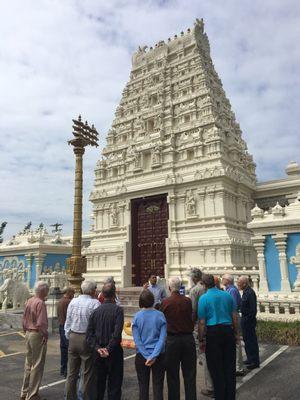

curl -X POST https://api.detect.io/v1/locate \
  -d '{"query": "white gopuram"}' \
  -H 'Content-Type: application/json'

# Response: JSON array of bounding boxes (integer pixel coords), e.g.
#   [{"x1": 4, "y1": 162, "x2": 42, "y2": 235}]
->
[{"x1": 85, "y1": 19, "x2": 257, "y2": 288}]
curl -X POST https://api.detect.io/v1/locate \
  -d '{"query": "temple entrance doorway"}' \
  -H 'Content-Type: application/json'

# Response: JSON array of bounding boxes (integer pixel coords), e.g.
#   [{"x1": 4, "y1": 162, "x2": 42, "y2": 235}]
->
[{"x1": 131, "y1": 194, "x2": 168, "y2": 286}]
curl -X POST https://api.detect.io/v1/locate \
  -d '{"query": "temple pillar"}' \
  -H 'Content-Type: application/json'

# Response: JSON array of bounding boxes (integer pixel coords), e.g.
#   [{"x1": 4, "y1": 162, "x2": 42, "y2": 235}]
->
[
  {"x1": 25, "y1": 253, "x2": 34, "y2": 288},
  {"x1": 252, "y1": 236, "x2": 269, "y2": 293},
  {"x1": 34, "y1": 253, "x2": 46, "y2": 283},
  {"x1": 274, "y1": 234, "x2": 291, "y2": 293}
]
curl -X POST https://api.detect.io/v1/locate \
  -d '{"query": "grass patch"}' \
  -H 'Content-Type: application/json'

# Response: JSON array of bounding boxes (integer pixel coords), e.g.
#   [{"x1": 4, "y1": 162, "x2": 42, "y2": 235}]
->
[{"x1": 257, "y1": 320, "x2": 300, "y2": 346}]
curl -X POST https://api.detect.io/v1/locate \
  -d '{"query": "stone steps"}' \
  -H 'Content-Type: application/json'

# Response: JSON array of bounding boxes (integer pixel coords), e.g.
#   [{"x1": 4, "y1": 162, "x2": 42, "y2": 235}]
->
[{"x1": 118, "y1": 287, "x2": 142, "y2": 318}]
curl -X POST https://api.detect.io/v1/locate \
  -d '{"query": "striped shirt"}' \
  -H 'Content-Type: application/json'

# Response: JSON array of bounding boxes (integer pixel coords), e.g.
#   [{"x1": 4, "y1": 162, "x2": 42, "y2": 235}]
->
[{"x1": 64, "y1": 294, "x2": 100, "y2": 339}]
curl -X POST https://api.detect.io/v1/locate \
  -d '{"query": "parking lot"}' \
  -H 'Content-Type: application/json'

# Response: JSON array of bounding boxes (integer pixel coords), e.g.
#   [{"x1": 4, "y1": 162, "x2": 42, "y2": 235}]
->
[{"x1": 0, "y1": 329, "x2": 298, "y2": 400}]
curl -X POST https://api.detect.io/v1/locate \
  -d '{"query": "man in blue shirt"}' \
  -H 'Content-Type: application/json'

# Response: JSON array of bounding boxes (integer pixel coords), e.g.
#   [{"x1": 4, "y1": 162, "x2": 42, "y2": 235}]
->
[
  {"x1": 222, "y1": 274, "x2": 244, "y2": 376},
  {"x1": 143, "y1": 274, "x2": 167, "y2": 308},
  {"x1": 198, "y1": 274, "x2": 238, "y2": 400}
]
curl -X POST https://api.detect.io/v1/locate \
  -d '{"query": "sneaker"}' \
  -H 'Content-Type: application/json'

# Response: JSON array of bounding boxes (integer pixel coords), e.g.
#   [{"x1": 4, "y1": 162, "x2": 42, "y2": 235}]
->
[
  {"x1": 236, "y1": 370, "x2": 246, "y2": 376},
  {"x1": 201, "y1": 389, "x2": 215, "y2": 397}
]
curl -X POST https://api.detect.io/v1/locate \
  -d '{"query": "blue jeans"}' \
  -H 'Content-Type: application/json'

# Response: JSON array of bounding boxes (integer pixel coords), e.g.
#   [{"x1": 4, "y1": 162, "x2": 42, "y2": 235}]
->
[{"x1": 59, "y1": 325, "x2": 68, "y2": 376}]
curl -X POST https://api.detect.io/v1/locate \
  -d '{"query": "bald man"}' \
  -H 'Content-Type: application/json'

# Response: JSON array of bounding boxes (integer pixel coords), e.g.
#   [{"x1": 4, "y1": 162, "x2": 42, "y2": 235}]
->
[{"x1": 237, "y1": 276, "x2": 260, "y2": 370}]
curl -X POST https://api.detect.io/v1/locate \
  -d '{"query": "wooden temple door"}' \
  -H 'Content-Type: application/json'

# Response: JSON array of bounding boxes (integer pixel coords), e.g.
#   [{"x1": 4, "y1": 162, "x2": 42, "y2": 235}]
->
[{"x1": 131, "y1": 194, "x2": 168, "y2": 286}]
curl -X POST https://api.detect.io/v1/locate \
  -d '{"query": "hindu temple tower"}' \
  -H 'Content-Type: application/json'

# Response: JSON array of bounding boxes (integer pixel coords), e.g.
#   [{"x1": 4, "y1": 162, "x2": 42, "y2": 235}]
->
[{"x1": 85, "y1": 19, "x2": 257, "y2": 287}]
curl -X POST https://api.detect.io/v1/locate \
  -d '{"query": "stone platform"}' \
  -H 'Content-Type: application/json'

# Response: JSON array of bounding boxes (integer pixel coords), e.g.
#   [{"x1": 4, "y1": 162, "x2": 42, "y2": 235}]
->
[
  {"x1": 118, "y1": 287, "x2": 142, "y2": 318},
  {"x1": 0, "y1": 310, "x2": 23, "y2": 331}
]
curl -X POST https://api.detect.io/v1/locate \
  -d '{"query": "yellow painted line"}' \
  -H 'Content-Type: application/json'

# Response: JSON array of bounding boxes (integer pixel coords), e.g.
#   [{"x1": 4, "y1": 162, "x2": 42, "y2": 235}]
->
[
  {"x1": 0, "y1": 351, "x2": 24, "y2": 358},
  {"x1": 18, "y1": 331, "x2": 26, "y2": 338},
  {"x1": 0, "y1": 331, "x2": 19, "y2": 337},
  {"x1": 0, "y1": 350, "x2": 5, "y2": 356}
]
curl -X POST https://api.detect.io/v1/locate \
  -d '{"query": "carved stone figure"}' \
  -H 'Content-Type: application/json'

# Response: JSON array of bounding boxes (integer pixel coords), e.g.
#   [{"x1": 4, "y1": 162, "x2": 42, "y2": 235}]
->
[
  {"x1": 23, "y1": 221, "x2": 32, "y2": 233},
  {"x1": 7, "y1": 235, "x2": 18, "y2": 246},
  {"x1": 290, "y1": 243, "x2": 300, "y2": 291},
  {"x1": 110, "y1": 204, "x2": 119, "y2": 227},
  {"x1": 186, "y1": 192, "x2": 197, "y2": 216},
  {"x1": 138, "y1": 45, "x2": 148, "y2": 53},
  {"x1": 152, "y1": 146, "x2": 162, "y2": 165},
  {"x1": 154, "y1": 114, "x2": 162, "y2": 129},
  {"x1": 134, "y1": 117, "x2": 141, "y2": 132},
  {"x1": 133, "y1": 150, "x2": 142, "y2": 169}
]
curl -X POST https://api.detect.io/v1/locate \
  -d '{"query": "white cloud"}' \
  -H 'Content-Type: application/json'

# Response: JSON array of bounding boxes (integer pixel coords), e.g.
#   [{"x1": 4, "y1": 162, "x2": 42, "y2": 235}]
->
[{"x1": 0, "y1": 0, "x2": 299, "y2": 239}]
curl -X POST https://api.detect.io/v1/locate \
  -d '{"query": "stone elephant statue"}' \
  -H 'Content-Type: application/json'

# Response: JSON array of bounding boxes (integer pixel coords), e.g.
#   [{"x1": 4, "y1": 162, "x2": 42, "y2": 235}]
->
[{"x1": 0, "y1": 278, "x2": 30, "y2": 311}]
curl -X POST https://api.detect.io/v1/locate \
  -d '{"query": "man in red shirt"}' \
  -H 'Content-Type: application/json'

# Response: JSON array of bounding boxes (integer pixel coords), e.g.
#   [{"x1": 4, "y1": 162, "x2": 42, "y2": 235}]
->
[
  {"x1": 161, "y1": 276, "x2": 196, "y2": 400},
  {"x1": 20, "y1": 281, "x2": 49, "y2": 400}
]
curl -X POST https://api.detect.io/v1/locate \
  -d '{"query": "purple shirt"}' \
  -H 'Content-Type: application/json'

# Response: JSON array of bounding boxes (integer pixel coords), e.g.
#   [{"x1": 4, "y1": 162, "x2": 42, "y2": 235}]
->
[{"x1": 226, "y1": 284, "x2": 241, "y2": 311}]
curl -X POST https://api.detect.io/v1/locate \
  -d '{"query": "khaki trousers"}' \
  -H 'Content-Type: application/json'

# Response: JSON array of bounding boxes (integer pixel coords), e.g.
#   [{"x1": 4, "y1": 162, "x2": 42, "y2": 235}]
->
[
  {"x1": 21, "y1": 331, "x2": 47, "y2": 400},
  {"x1": 65, "y1": 332, "x2": 94, "y2": 400}
]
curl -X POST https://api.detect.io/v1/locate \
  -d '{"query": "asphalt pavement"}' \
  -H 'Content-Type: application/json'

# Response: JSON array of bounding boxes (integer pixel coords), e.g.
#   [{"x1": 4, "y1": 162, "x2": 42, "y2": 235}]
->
[{"x1": 0, "y1": 329, "x2": 298, "y2": 400}]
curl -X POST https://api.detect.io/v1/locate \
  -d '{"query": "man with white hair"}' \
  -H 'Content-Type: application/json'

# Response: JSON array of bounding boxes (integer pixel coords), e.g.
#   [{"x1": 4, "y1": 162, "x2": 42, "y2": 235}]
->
[
  {"x1": 64, "y1": 280, "x2": 100, "y2": 400},
  {"x1": 188, "y1": 267, "x2": 204, "y2": 322},
  {"x1": 161, "y1": 276, "x2": 197, "y2": 400},
  {"x1": 189, "y1": 268, "x2": 214, "y2": 398},
  {"x1": 237, "y1": 276, "x2": 260, "y2": 370},
  {"x1": 20, "y1": 280, "x2": 49, "y2": 400},
  {"x1": 222, "y1": 274, "x2": 244, "y2": 376}
]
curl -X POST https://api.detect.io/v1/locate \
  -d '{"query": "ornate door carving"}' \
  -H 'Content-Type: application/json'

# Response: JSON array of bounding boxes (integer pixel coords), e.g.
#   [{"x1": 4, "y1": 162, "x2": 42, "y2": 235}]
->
[{"x1": 131, "y1": 194, "x2": 168, "y2": 286}]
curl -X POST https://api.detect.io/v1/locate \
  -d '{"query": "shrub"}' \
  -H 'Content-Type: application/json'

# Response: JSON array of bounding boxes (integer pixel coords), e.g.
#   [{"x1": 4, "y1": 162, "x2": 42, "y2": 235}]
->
[{"x1": 256, "y1": 320, "x2": 300, "y2": 346}]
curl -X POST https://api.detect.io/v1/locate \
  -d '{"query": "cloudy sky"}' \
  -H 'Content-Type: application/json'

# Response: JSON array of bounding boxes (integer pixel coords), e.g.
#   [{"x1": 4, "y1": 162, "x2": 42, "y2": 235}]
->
[{"x1": 1, "y1": 0, "x2": 299, "y2": 239}]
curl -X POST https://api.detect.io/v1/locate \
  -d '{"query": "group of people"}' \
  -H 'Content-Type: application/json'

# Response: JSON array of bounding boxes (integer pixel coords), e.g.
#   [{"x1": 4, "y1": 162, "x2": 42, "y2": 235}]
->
[{"x1": 19, "y1": 270, "x2": 260, "y2": 400}]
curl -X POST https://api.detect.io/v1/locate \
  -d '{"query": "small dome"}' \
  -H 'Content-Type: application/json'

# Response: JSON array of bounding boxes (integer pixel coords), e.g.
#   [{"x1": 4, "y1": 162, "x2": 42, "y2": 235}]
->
[
  {"x1": 251, "y1": 204, "x2": 264, "y2": 219},
  {"x1": 286, "y1": 161, "x2": 300, "y2": 177},
  {"x1": 272, "y1": 202, "x2": 285, "y2": 217}
]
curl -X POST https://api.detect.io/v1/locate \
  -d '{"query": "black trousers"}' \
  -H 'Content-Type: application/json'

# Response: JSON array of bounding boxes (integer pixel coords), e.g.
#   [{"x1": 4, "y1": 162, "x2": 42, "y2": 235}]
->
[
  {"x1": 241, "y1": 317, "x2": 260, "y2": 366},
  {"x1": 135, "y1": 353, "x2": 165, "y2": 400},
  {"x1": 165, "y1": 333, "x2": 197, "y2": 400},
  {"x1": 205, "y1": 325, "x2": 236, "y2": 400},
  {"x1": 94, "y1": 346, "x2": 123, "y2": 400},
  {"x1": 59, "y1": 324, "x2": 68, "y2": 375}
]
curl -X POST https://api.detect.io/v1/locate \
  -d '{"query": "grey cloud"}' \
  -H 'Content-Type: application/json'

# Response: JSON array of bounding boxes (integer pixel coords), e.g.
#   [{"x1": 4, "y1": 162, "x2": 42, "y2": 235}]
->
[{"x1": 0, "y1": 0, "x2": 299, "y2": 239}]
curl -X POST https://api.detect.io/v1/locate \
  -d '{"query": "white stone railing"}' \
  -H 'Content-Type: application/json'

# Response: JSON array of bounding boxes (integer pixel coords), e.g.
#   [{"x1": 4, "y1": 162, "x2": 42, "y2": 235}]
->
[
  {"x1": 39, "y1": 271, "x2": 68, "y2": 291},
  {"x1": 257, "y1": 296, "x2": 300, "y2": 321}
]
